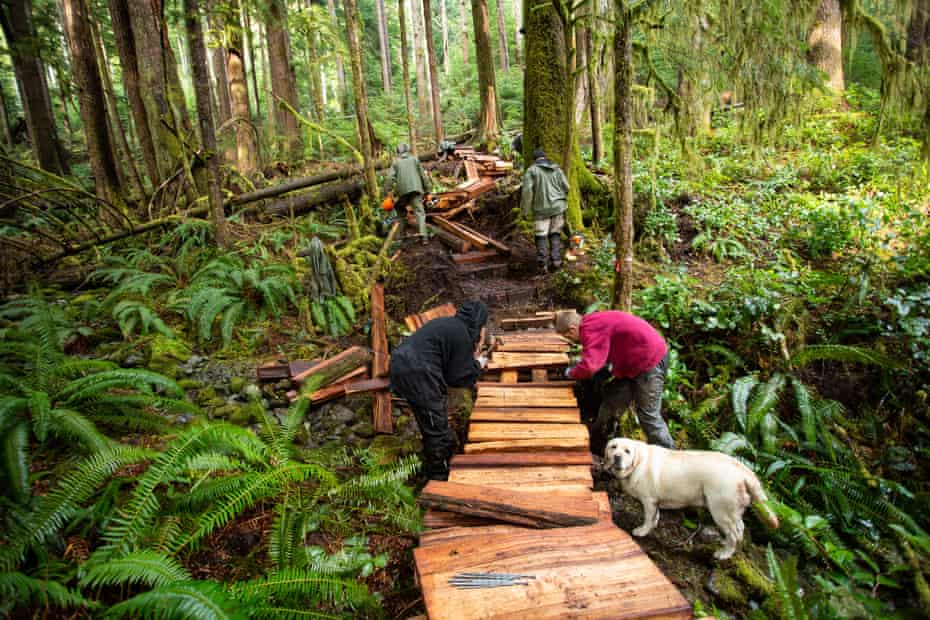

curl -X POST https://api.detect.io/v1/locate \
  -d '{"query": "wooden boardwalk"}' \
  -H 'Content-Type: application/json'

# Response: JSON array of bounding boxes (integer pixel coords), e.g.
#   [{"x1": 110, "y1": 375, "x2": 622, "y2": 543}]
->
[{"x1": 413, "y1": 331, "x2": 692, "y2": 619}]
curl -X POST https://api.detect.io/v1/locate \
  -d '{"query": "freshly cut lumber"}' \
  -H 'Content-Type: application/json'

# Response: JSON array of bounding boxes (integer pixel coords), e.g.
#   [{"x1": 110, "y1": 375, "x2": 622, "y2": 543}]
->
[
  {"x1": 257, "y1": 360, "x2": 321, "y2": 381},
  {"x1": 500, "y1": 316, "x2": 555, "y2": 330},
  {"x1": 462, "y1": 437, "x2": 589, "y2": 453},
  {"x1": 464, "y1": 159, "x2": 479, "y2": 181},
  {"x1": 475, "y1": 381, "x2": 574, "y2": 389},
  {"x1": 451, "y1": 250, "x2": 499, "y2": 264},
  {"x1": 476, "y1": 385, "x2": 576, "y2": 404},
  {"x1": 448, "y1": 466, "x2": 593, "y2": 494},
  {"x1": 499, "y1": 370, "x2": 518, "y2": 383},
  {"x1": 423, "y1": 509, "x2": 500, "y2": 529},
  {"x1": 418, "y1": 481, "x2": 599, "y2": 528},
  {"x1": 493, "y1": 341, "x2": 571, "y2": 352},
  {"x1": 293, "y1": 346, "x2": 372, "y2": 387},
  {"x1": 403, "y1": 303, "x2": 456, "y2": 332},
  {"x1": 467, "y1": 422, "x2": 589, "y2": 443},
  {"x1": 532, "y1": 368, "x2": 548, "y2": 382},
  {"x1": 486, "y1": 352, "x2": 570, "y2": 370},
  {"x1": 420, "y1": 524, "x2": 530, "y2": 546},
  {"x1": 429, "y1": 216, "x2": 489, "y2": 249},
  {"x1": 450, "y1": 451, "x2": 593, "y2": 468},
  {"x1": 307, "y1": 366, "x2": 368, "y2": 402},
  {"x1": 469, "y1": 407, "x2": 580, "y2": 423},
  {"x1": 343, "y1": 377, "x2": 391, "y2": 395},
  {"x1": 474, "y1": 396, "x2": 577, "y2": 410},
  {"x1": 414, "y1": 522, "x2": 691, "y2": 620},
  {"x1": 370, "y1": 283, "x2": 392, "y2": 434},
  {"x1": 427, "y1": 224, "x2": 470, "y2": 253}
]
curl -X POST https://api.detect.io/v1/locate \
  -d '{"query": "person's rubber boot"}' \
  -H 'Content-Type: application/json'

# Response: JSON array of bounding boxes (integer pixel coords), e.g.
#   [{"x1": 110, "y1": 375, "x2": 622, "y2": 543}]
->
[
  {"x1": 417, "y1": 212, "x2": 429, "y2": 245},
  {"x1": 549, "y1": 232, "x2": 562, "y2": 271},
  {"x1": 535, "y1": 235, "x2": 549, "y2": 274}
]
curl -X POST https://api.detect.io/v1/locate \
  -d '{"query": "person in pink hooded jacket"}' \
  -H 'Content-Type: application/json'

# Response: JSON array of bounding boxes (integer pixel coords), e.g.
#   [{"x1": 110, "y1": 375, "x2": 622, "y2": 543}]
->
[{"x1": 556, "y1": 309, "x2": 675, "y2": 451}]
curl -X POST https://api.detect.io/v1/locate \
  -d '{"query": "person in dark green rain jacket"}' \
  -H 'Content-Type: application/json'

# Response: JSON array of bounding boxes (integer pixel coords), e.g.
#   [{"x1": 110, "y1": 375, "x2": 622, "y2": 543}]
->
[
  {"x1": 521, "y1": 148, "x2": 569, "y2": 273},
  {"x1": 384, "y1": 144, "x2": 432, "y2": 242}
]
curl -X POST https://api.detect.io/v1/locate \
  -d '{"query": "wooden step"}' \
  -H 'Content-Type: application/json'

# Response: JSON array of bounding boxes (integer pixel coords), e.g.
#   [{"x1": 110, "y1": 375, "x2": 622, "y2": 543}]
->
[
  {"x1": 486, "y1": 352, "x2": 570, "y2": 370},
  {"x1": 450, "y1": 451, "x2": 593, "y2": 468},
  {"x1": 462, "y1": 437, "x2": 589, "y2": 453},
  {"x1": 469, "y1": 407, "x2": 580, "y2": 423},
  {"x1": 468, "y1": 422, "x2": 589, "y2": 443}
]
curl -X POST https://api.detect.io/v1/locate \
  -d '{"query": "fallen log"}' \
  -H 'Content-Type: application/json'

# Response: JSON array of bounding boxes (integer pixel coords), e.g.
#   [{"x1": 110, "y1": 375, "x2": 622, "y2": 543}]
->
[
  {"x1": 265, "y1": 179, "x2": 364, "y2": 216},
  {"x1": 294, "y1": 345, "x2": 372, "y2": 394}
]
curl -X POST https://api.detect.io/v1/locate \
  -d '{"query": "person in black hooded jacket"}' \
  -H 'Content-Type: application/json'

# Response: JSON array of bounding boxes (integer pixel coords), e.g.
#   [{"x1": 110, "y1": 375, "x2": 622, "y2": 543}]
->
[{"x1": 389, "y1": 301, "x2": 489, "y2": 480}]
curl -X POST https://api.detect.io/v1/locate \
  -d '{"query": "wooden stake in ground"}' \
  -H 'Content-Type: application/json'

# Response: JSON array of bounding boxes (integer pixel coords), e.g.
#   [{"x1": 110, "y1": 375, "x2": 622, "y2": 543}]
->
[{"x1": 370, "y1": 283, "x2": 393, "y2": 433}]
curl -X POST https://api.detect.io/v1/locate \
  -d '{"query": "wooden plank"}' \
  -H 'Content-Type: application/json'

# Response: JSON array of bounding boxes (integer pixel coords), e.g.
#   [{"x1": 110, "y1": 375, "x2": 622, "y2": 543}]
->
[
  {"x1": 500, "y1": 316, "x2": 555, "y2": 330},
  {"x1": 464, "y1": 159, "x2": 479, "y2": 181},
  {"x1": 486, "y1": 352, "x2": 570, "y2": 370},
  {"x1": 448, "y1": 466, "x2": 593, "y2": 493},
  {"x1": 427, "y1": 224, "x2": 470, "y2": 252},
  {"x1": 531, "y1": 368, "x2": 548, "y2": 382},
  {"x1": 403, "y1": 303, "x2": 457, "y2": 333},
  {"x1": 423, "y1": 509, "x2": 499, "y2": 529},
  {"x1": 494, "y1": 341, "x2": 571, "y2": 352},
  {"x1": 415, "y1": 523, "x2": 691, "y2": 620},
  {"x1": 371, "y1": 283, "x2": 392, "y2": 434},
  {"x1": 475, "y1": 381, "x2": 574, "y2": 389},
  {"x1": 343, "y1": 377, "x2": 391, "y2": 395},
  {"x1": 292, "y1": 346, "x2": 371, "y2": 384},
  {"x1": 499, "y1": 370, "x2": 518, "y2": 384},
  {"x1": 476, "y1": 385, "x2": 575, "y2": 402},
  {"x1": 468, "y1": 422, "x2": 589, "y2": 443},
  {"x1": 450, "y1": 451, "x2": 593, "y2": 468},
  {"x1": 418, "y1": 481, "x2": 599, "y2": 528},
  {"x1": 469, "y1": 408, "x2": 580, "y2": 423},
  {"x1": 373, "y1": 392, "x2": 393, "y2": 435},
  {"x1": 463, "y1": 437, "x2": 589, "y2": 453},
  {"x1": 420, "y1": 523, "x2": 530, "y2": 546},
  {"x1": 429, "y1": 216, "x2": 490, "y2": 249},
  {"x1": 308, "y1": 366, "x2": 368, "y2": 402},
  {"x1": 451, "y1": 250, "x2": 499, "y2": 264},
  {"x1": 474, "y1": 396, "x2": 577, "y2": 410}
]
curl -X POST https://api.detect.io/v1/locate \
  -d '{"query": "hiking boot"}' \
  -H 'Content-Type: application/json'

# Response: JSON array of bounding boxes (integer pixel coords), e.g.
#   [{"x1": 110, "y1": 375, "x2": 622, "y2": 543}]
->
[{"x1": 549, "y1": 232, "x2": 562, "y2": 271}]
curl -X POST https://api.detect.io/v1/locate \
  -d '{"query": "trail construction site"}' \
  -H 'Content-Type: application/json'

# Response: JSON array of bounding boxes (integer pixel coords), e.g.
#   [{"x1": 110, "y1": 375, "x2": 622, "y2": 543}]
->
[{"x1": 255, "y1": 146, "x2": 695, "y2": 619}]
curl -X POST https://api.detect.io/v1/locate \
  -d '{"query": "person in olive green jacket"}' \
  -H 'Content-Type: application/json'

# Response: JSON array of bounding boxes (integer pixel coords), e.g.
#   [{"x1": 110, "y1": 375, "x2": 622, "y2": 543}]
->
[
  {"x1": 521, "y1": 148, "x2": 569, "y2": 272},
  {"x1": 384, "y1": 143, "x2": 432, "y2": 242}
]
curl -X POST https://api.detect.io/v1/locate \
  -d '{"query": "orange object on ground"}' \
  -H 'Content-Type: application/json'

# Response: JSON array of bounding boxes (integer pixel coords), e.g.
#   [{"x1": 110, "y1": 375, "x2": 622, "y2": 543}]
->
[{"x1": 381, "y1": 195, "x2": 395, "y2": 211}]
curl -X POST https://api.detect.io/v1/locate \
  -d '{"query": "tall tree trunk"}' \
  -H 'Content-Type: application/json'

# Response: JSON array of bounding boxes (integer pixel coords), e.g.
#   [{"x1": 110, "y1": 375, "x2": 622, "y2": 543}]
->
[
  {"x1": 261, "y1": 22, "x2": 275, "y2": 129},
  {"x1": 422, "y1": 0, "x2": 443, "y2": 141},
  {"x1": 440, "y1": 0, "x2": 450, "y2": 73},
  {"x1": 242, "y1": 3, "x2": 261, "y2": 118},
  {"x1": 268, "y1": 0, "x2": 303, "y2": 159},
  {"x1": 808, "y1": 0, "x2": 844, "y2": 92},
  {"x1": 573, "y1": 24, "x2": 587, "y2": 126},
  {"x1": 472, "y1": 0, "x2": 499, "y2": 145},
  {"x1": 907, "y1": 0, "x2": 930, "y2": 65},
  {"x1": 327, "y1": 0, "x2": 348, "y2": 112},
  {"x1": 413, "y1": 0, "x2": 431, "y2": 122},
  {"x1": 90, "y1": 18, "x2": 145, "y2": 198},
  {"x1": 459, "y1": 0, "x2": 470, "y2": 64},
  {"x1": 227, "y1": 0, "x2": 258, "y2": 177},
  {"x1": 375, "y1": 0, "x2": 393, "y2": 92},
  {"x1": 344, "y1": 0, "x2": 378, "y2": 202},
  {"x1": 399, "y1": 0, "x2": 418, "y2": 152},
  {"x1": 184, "y1": 0, "x2": 228, "y2": 248},
  {"x1": 523, "y1": 0, "x2": 581, "y2": 230},
  {"x1": 585, "y1": 26, "x2": 602, "y2": 166},
  {"x1": 0, "y1": 79, "x2": 12, "y2": 147},
  {"x1": 512, "y1": 0, "x2": 521, "y2": 64},
  {"x1": 0, "y1": 0, "x2": 70, "y2": 174},
  {"x1": 303, "y1": 5, "x2": 325, "y2": 122},
  {"x1": 62, "y1": 0, "x2": 121, "y2": 201},
  {"x1": 125, "y1": 0, "x2": 193, "y2": 184},
  {"x1": 208, "y1": 1, "x2": 231, "y2": 124},
  {"x1": 108, "y1": 0, "x2": 158, "y2": 185},
  {"x1": 611, "y1": 1, "x2": 632, "y2": 311},
  {"x1": 494, "y1": 0, "x2": 509, "y2": 71},
  {"x1": 676, "y1": 14, "x2": 711, "y2": 137}
]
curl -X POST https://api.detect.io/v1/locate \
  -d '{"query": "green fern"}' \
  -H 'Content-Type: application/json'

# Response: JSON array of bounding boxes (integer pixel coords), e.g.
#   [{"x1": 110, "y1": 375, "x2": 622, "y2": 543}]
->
[
  {"x1": 766, "y1": 546, "x2": 809, "y2": 620},
  {"x1": 0, "y1": 571, "x2": 95, "y2": 613},
  {"x1": 105, "y1": 579, "x2": 245, "y2": 620},
  {"x1": 80, "y1": 551, "x2": 192, "y2": 589},
  {"x1": 747, "y1": 372, "x2": 785, "y2": 434},
  {"x1": 790, "y1": 344, "x2": 898, "y2": 369},
  {"x1": 731, "y1": 374, "x2": 759, "y2": 432}
]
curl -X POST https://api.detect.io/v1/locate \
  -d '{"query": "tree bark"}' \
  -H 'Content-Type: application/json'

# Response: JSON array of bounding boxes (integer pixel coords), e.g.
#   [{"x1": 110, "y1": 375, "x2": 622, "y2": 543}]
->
[
  {"x1": 268, "y1": 0, "x2": 303, "y2": 159},
  {"x1": 90, "y1": 18, "x2": 145, "y2": 198},
  {"x1": 0, "y1": 79, "x2": 12, "y2": 147},
  {"x1": 241, "y1": 4, "x2": 261, "y2": 118},
  {"x1": 413, "y1": 0, "x2": 431, "y2": 122},
  {"x1": 611, "y1": 1, "x2": 633, "y2": 312},
  {"x1": 62, "y1": 0, "x2": 121, "y2": 201},
  {"x1": 422, "y1": 0, "x2": 444, "y2": 141},
  {"x1": 459, "y1": 0, "x2": 470, "y2": 64},
  {"x1": 585, "y1": 26, "x2": 602, "y2": 166},
  {"x1": 327, "y1": 0, "x2": 348, "y2": 112},
  {"x1": 512, "y1": 0, "x2": 521, "y2": 64},
  {"x1": 227, "y1": 0, "x2": 258, "y2": 177},
  {"x1": 344, "y1": 0, "x2": 379, "y2": 202},
  {"x1": 303, "y1": 9, "x2": 325, "y2": 122},
  {"x1": 440, "y1": 0, "x2": 450, "y2": 73},
  {"x1": 523, "y1": 0, "x2": 581, "y2": 230},
  {"x1": 399, "y1": 0, "x2": 418, "y2": 152},
  {"x1": 184, "y1": 0, "x2": 228, "y2": 248},
  {"x1": 375, "y1": 0, "x2": 394, "y2": 92},
  {"x1": 261, "y1": 22, "x2": 275, "y2": 129},
  {"x1": 494, "y1": 0, "x2": 510, "y2": 71},
  {"x1": 208, "y1": 2, "x2": 231, "y2": 124},
  {"x1": 0, "y1": 0, "x2": 70, "y2": 175},
  {"x1": 107, "y1": 0, "x2": 158, "y2": 186},
  {"x1": 472, "y1": 0, "x2": 500, "y2": 146},
  {"x1": 907, "y1": 0, "x2": 930, "y2": 65},
  {"x1": 808, "y1": 0, "x2": 844, "y2": 92}
]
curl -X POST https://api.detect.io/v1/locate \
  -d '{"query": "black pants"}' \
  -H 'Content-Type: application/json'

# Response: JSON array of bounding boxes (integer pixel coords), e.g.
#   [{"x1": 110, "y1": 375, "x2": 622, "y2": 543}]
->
[{"x1": 409, "y1": 403, "x2": 457, "y2": 480}]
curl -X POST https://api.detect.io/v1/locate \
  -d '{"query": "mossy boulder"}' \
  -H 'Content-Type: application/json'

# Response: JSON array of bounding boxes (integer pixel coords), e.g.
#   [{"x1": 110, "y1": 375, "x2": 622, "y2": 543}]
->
[
  {"x1": 229, "y1": 376, "x2": 246, "y2": 394},
  {"x1": 705, "y1": 569, "x2": 749, "y2": 607},
  {"x1": 731, "y1": 554, "x2": 775, "y2": 598},
  {"x1": 196, "y1": 386, "x2": 218, "y2": 407},
  {"x1": 351, "y1": 421, "x2": 376, "y2": 439},
  {"x1": 145, "y1": 336, "x2": 192, "y2": 378}
]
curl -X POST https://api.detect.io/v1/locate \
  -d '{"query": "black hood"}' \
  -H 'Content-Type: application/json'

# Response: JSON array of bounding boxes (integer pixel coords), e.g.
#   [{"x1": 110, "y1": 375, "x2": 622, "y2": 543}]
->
[{"x1": 455, "y1": 301, "x2": 488, "y2": 342}]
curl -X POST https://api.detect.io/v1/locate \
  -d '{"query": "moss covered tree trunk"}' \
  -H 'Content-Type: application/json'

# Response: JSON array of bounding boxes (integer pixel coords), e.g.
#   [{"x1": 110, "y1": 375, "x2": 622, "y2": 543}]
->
[
  {"x1": 472, "y1": 0, "x2": 500, "y2": 146},
  {"x1": 344, "y1": 0, "x2": 379, "y2": 203},
  {"x1": 522, "y1": 0, "x2": 582, "y2": 231},
  {"x1": 423, "y1": 0, "x2": 444, "y2": 141},
  {"x1": 399, "y1": 0, "x2": 418, "y2": 152},
  {"x1": 208, "y1": 0, "x2": 231, "y2": 124},
  {"x1": 585, "y1": 25, "x2": 602, "y2": 166},
  {"x1": 184, "y1": 0, "x2": 228, "y2": 249},
  {"x1": 808, "y1": 0, "x2": 844, "y2": 92},
  {"x1": 0, "y1": 80, "x2": 12, "y2": 148},
  {"x1": 242, "y1": 4, "x2": 262, "y2": 118},
  {"x1": 268, "y1": 0, "x2": 303, "y2": 159},
  {"x1": 62, "y1": 0, "x2": 121, "y2": 202},
  {"x1": 0, "y1": 0, "x2": 70, "y2": 175},
  {"x1": 611, "y1": 0, "x2": 633, "y2": 311},
  {"x1": 227, "y1": 0, "x2": 258, "y2": 178},
  {"x1": 494, "y1": 0, "x2": 510, "y2": 71}
]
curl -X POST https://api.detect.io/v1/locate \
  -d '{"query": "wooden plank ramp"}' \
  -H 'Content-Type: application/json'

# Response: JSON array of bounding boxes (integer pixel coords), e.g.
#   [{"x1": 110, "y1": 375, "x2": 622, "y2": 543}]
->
[{"x1": 413, "y1": 329, "x2": 692, "y2": 619}]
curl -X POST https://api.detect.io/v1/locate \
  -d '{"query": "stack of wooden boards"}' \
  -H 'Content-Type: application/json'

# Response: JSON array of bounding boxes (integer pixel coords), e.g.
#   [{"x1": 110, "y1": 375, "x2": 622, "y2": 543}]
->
[
  {"x1": 404, "y1": 303, "x2": 457, "y2": 333},
  {"x1": 255, "y1": 283, "x2": 395, "y2": 433},
  {"x1": 427, "y1": 215, "x2": 511, "y2": 275},
  {"x1": 427, "y1": 147, "x2": 513, "y2": 216},
  {"x1": 412, "y1": 329, "x2": 691, "y2": 620}
]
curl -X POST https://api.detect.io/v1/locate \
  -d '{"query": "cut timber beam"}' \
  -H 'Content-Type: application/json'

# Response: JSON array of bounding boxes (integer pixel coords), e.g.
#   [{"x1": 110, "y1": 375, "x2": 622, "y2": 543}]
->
[
  {"x1": 427, "y1": 224, "x2": 470, "y2": 253},
  {"x1": 418, "y1": 481, "x2": 599, "y2": 528},
  {"x1": 486, "y1": 352, "x2": 570, "y2": 370},
  {"x1": 469, "y1": 408, "x2": 580, "y2": 423},
  {"x1": 370, "y1": 283, "x2": 392, "y2": 434},
  {"x1": 403, "y1": 303, "x2": 457, "y2": 332},
  {"x1": 450, "y1": 451, "x2": 593, "y2": 468},
  {"x1": 293, "y1": 346, "x2": 372, "y2": 390},
  {"x1": 463, "y1": 437, "x2": 589, "y2": 453},
  {"x1": 429, "y1": 216, "x2": 489, "y2": 249},
  {"x1": 467, "y1": 422, "x2": 589, "y2": 443},
  {"x1": 450, "y1": 250, "x2": 499, "y2": 264},
  {"x1": 500, "y1": 316, "x2": 555, "y2": 330}
]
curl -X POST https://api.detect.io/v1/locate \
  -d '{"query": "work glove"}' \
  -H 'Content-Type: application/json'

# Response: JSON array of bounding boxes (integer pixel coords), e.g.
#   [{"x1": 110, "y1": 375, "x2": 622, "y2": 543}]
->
[
  {"x1": 477, "y1": 354, "x2": 489, "y2": 369},
  {"x1": 563, "y1": 366, "x2": 575, "y2": 379}
]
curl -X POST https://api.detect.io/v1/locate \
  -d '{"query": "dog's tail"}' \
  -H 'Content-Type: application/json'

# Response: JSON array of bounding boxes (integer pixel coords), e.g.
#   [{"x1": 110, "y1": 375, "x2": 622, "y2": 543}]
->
[{"x1": 744, "y1": 472, "x2": 780, "y2": 530}]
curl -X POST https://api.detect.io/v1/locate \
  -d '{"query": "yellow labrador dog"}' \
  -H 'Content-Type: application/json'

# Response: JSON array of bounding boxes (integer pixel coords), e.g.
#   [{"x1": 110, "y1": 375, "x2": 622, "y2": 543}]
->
[{"x1": 604, "y1": 438, "x2": 779, "y2": 559}]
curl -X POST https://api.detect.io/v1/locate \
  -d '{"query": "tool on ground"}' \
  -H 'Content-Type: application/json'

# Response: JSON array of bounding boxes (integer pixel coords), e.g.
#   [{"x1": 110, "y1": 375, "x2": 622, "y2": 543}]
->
[{"x1": 448, "y1": 572, "x2": 536, "y2": 589}]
